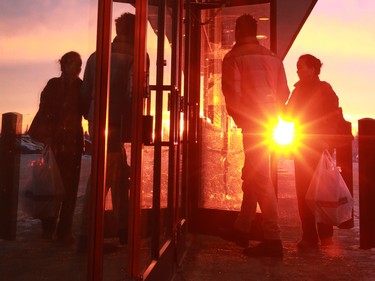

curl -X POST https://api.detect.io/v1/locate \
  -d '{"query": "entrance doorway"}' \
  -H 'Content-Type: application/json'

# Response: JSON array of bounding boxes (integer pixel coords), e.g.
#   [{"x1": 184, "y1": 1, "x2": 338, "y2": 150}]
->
[{"x1": 187, "y1": 2, "x2": 273, "y2": 238}]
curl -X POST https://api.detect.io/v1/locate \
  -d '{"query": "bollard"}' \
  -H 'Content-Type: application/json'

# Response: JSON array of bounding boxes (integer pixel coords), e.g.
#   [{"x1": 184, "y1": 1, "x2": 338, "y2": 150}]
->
[
  {"x1": 0, "y1": 112, "x2": 22, "y2": 240},
  {"x1": 336, "y1": 120, "x2": 354, "y2": 229},
  {"x1": 358, "y1": 118, "x2": 375, "y2": 249}
]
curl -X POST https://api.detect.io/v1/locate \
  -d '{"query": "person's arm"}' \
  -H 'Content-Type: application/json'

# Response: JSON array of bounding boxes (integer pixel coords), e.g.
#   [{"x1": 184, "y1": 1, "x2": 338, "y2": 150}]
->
[
  {"x1": 276, "y1": 63, "x2": 290, "y2": 113},
  {"x1": 36, "y1": 79, "x2": 57, "y2": 145},
  {"x1": 222, "y1": 54, "x2": 247, "y2": 127},
  {"x1": 280, "y1": 90, "x2": 296, "y2": 123},
  {"x1": 80, "y1": 54, "x2": 95, "y2": 120}
]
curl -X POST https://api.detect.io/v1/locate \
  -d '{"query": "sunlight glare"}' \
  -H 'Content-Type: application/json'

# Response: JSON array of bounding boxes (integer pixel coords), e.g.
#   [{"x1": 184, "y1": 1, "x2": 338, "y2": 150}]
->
[{"x1": 273, "y1": 118, "x2": 294, "y2": 145}]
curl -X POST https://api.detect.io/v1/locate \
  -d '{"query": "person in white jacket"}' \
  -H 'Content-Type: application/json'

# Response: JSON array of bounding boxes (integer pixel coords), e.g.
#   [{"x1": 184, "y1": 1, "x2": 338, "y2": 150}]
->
[{"x1": 222, "y1": 14, "x2": 290, "y2": 258}]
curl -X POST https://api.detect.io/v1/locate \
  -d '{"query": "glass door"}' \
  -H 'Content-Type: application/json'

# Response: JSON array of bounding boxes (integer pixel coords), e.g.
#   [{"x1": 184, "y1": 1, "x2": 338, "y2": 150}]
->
[
  {"x1": 127, "y1": 1, "x2": 186, "y2": 280},
  {"x1": 188, "y1": 2, "x2": 273, "y2": 238},
  {"x1": 85, "y1": 1, "x2": 186, "y2": 280}
]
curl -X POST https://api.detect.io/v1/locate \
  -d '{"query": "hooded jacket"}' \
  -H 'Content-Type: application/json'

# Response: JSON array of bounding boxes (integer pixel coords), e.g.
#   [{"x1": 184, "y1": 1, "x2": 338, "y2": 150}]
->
[{"x1": 222, "y1": 38, "x2": 290, "y2": 131}]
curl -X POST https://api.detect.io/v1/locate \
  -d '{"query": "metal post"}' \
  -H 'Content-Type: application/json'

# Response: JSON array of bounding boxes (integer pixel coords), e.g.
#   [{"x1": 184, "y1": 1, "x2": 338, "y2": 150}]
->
[
  {"x1": 358, "y1": 118, "x2": 375, "y2": 249},
  {"x1": 87, "y1": 0, "x2": 112, "y2": 280},
  {"x1": 336, "y1": 120, "x2": 354, "y2": 229},
  {"x1": 0, "y1": 112, "x2": 22, "y2": 240}
]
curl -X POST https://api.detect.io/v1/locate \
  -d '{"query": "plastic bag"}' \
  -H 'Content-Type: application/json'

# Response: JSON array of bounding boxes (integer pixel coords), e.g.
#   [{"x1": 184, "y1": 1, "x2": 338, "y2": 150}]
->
[
  {"x1": 21, "y1": 146, "x2": 64, "y2": 219},
  {"x1": 305, "y1": 150, "x2": 353, "y2": 226}
]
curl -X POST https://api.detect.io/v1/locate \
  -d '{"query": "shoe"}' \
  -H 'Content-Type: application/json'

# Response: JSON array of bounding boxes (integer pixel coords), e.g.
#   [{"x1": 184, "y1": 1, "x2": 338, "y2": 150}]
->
[
  {"x1": 297, "y1": 239, "x2": 318, "y2": 250},
  {"x1": 219, "y1": 228, "x2": 249, "y2": 247},
  {"x1": 243, "y1": 239, "x2": 283, "y2": 258},
  {"x1": 320, "y1": 237, "x2": 333, "y2": 246}
]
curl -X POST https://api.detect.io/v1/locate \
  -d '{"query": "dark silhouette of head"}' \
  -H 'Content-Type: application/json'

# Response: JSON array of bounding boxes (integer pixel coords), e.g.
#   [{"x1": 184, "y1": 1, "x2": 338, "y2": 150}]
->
[
  {"x1": 298, "y1": 54, "x2": 323, "y2": 75},
  {"x1": 235, "y1": 14, "x2": 257, "y2": 42},
  {"x1": 115, "y1": 13, "x2": 135, "y2": 39},
  {"x1": 59, "y1": 51, "x2": 82, "y2": 77}
]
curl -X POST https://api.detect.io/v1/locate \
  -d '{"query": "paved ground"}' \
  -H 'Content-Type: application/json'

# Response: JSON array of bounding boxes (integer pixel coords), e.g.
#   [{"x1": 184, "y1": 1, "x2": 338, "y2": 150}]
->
[
  {"x1": 174, "y1": 161, "x2": 375, "y2": 281},
  {"x1": 2, "y1": 157, "x2": 375, "y2": 281}
]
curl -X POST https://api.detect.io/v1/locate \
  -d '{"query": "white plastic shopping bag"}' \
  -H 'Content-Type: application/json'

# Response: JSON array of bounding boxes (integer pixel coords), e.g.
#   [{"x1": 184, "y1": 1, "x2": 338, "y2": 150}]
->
[
  {"x1": 21, "y1": 146, "x2": 64, "y2": 218},
  {"x1": 305, "y1": 150, "x2": 353, "y2": 226}
]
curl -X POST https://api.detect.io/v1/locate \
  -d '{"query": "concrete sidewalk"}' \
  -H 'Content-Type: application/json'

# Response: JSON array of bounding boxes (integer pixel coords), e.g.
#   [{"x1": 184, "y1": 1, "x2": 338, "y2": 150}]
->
[
  {"x1": 174, "y1": 162, "x2": 375, "y2": 281},
  {"x1": 2, "y1": 158, "x2": 375, "y2": 281}
]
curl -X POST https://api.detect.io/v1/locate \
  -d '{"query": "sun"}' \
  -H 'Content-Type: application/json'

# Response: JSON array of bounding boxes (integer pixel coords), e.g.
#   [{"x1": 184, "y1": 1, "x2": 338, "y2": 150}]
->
[{"x1": 273, "y1": 117, "x2": 294, "y2": 146}]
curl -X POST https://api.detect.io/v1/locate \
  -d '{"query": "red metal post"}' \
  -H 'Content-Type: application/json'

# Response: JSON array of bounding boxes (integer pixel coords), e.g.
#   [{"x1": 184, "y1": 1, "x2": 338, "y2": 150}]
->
[
  {"x1": 358, "y1": 118, "x2": 375, "y2": 249},
  {"x1": 87, "y1": 0, "x2": 112, "y2": 280}
]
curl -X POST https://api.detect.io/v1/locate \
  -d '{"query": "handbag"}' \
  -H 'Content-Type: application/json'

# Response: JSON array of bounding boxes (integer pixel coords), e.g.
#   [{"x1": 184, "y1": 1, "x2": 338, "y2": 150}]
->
[
  {"x1": 21, "y1": 146, "x2": 65, "y2": 219},
  {"x1": 305, "y1": 150, "x2": 353, "y2": 226},
  {"x1": 28, "y1": 110, "x2": 52, "y2": 144}
]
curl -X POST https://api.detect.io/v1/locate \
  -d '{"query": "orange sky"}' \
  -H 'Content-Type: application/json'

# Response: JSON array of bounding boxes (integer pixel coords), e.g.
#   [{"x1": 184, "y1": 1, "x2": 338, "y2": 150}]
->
[
  {"x1": 1, "y1": 1, "x2": 374, "y2": 135},
  {"x1": 283, "y1": 0, "x2": 375, "y2": 134}
]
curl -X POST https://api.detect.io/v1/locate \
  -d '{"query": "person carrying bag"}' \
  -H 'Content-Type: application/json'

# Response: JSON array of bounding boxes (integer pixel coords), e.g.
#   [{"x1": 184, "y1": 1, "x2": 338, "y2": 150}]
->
[
  {"x1": 305, "y1": 150, "x2": 353, "y2": 226},
  {"x1": 22, "y1": 146, "x2": 65, "y2": 220},
  {"x1": 26, "y1": 51, "x2": 84, "y2": 243}
]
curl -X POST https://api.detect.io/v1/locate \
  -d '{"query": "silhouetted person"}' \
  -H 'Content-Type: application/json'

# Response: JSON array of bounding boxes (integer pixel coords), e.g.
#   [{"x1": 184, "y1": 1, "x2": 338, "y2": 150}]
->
[
  {"x1": 284, "y1": 54, "x2": 340, "y2": 249},
  {"x1": 79, "y1": 13, "x2": 136, "y2": 249},
  {"x1": 30, "y1": 51, "x2": 84, "y2": 244},
  {"x1": 222, "y1": 14, "x2": 290, "y2": 257}
]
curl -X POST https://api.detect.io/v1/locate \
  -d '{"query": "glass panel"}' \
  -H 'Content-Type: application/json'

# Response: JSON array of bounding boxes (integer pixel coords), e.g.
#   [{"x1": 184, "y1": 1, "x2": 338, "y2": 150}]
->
[
  {"x1": 139, "y1": 144, "x2": 153, "y2": 272},
  {"x1": 199, "y1": 4, "x2": 271, "y2": 210},
  {"x1": 160, "y1": 0, "x2": 173, "y2": 251},
  {"x1": 136, "y1": 1, "x2": 160, "y2": 273},
  {"x1": 96, "y1": 3, "x2": 136, "y2": 281},
  {"x1": 179, "y1": 6, "x2": 187, "y2": 221},
  {"x1": 160, "y1": 145, "x2": 169, "y2": 245},
  {"x1": 0, "y1": 1, "x2": 97, "y2": 280},
  {"x1": 144, "y1": 0, "x2": 174, "y2": 264}
]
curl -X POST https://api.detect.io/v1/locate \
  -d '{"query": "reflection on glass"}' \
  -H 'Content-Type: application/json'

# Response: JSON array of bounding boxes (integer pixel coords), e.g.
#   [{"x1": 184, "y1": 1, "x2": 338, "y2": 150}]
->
[
  {"x1": 7, "y1": 153, "x2": 89, "y2": 281},
  {"x1": 200, "y1": 4, "x2": 271, "y2": 210},
  {"x1": 1, "y1": 0, "x2": 98, "y2": 278},
  {"x1": 101, "y1": 3, "x2": 136, "y2": 281}
]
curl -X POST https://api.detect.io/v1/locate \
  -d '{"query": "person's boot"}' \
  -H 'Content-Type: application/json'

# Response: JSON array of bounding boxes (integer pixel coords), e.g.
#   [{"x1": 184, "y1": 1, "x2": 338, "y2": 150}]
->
[{"x1": 243, "y1": 239, "x2": 283, "y2": 258}]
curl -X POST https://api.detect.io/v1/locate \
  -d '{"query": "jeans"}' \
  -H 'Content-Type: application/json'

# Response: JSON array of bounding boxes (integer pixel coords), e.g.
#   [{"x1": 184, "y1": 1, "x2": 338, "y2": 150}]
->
[
  {"x1": 80, "y1": 148, "x2": 130, "y2": 239},
  {"x1": 235, "y1": 132, "x2": 281, "y2": 240}
]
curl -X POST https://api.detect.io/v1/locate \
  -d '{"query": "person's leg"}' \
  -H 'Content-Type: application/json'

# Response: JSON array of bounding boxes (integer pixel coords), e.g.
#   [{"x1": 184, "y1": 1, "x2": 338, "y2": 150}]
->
[
  {"x1": 294, "y1": 155, "x2": 319, "y2": 245},
  {"x1": 117, "y1": 149, "x2": 130, "y2": 244},
  {"x1": 294, "y1": 143, "x2": 323, "y2": 248},
  {"x1": 241, "y1": 133, "x2": 282, "y2": 257},
  {"x1": 105, "y1": 151, "x2": 121, "y2": 236},
  {"x1": 234, "y1": 166, "x2": 257, "y2": 233},
  {"x1": 107, "y1": 150, "x2": 129, "y2": 244},
  {"x1": 56, "y1": 140, "x2": 82, "y2": 243},
  {"x1": 242, "y1": 133, "x2": 281, "y2": 240}
]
